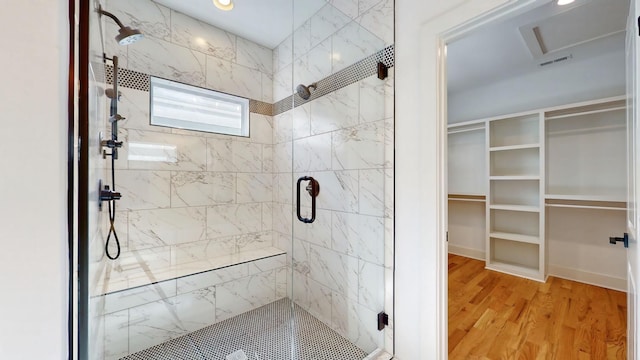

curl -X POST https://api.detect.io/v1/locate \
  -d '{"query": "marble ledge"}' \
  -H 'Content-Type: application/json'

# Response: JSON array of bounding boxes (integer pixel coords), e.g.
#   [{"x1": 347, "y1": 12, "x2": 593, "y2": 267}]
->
[{"x1": 93, "y1": 246, "x2": 286, "y2": 296}]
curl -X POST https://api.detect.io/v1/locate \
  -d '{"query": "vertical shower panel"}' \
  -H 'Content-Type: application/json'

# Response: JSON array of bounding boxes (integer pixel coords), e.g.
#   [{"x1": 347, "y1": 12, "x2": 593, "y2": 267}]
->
[
  {"x1": 89, "y1": 0, "x2": 292, "y2": 358},
  {"x1": 87, "y1": 2, "x2": 109, "y2": 359},
  {"x1": 284, "y1": 0, "x2": 395, "y2": 355}
]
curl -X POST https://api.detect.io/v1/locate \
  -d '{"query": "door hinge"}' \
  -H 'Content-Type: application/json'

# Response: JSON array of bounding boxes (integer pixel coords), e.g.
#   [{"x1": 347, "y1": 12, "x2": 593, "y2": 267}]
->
[
  {"x1": 637, "y1": 16, "x2": 639, "y2": 36},
  {"x1": 377, "y1": 311, "x2": 389, "y2": 331}
]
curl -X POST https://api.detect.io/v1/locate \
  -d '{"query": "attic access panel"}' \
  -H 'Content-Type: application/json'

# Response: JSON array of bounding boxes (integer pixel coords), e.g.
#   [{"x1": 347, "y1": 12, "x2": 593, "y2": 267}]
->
[{"x1": 519, "y1": 0, "x2": 627, "y2": 58}]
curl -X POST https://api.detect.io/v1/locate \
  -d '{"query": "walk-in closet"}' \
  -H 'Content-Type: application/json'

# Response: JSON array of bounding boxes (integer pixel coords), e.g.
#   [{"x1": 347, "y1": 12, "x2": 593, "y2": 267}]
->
[{"x1": 447, "y1": 0, "x2": 629, "y2": 357}]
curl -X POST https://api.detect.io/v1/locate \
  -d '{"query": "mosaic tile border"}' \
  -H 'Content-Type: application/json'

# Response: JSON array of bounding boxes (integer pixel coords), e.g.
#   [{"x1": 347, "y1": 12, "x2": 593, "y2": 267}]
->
[
  {"x1": 273, "y1": 44, "x2": 395, "y2": 115},
  {"x1": 101, "y1": 44, "x2": 395, "y2": 118}
]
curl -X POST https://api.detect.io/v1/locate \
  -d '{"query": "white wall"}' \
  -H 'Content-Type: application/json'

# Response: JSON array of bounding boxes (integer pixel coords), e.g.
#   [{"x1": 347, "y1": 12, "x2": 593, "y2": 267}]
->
[
  {"x1": 0, "y1": 1, "x2": 68, "y2": 359},
  {"x1": 448, "y1": 47, "x2": 626, "y2": 123},
  {"x1": 395, "y1": 0, "x2": 513, "y2": 358}
]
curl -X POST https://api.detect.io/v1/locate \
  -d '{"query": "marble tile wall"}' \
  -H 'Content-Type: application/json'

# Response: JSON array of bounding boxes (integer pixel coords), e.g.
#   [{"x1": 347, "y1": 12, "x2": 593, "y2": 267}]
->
[
  {"x1": 105, "y1": 0, "x2": 274, "y2": 103},
  {"x1": 98, "y1": 0, "x2": 277, "y2": 289},
  {"x1": 92, "y1": 0, "x2": 395, "y2": 358},
  {"x1": 99, "y1": 254, "x2": 287, "y2": 359},
  {"x1": 270, "y1": 0, "x2": 394, "y2": 353},
  {"x1": 273, "y1": 0, "x2": 392, "y2": 103},
  {"x1": 270, "y1": 1, "x2": 394, "y2": 355},
  {"x1": 100, "y1": 86, "x2": 275, "y2": 294},
  {"x1": 282, "y1": 76, "x2": 393, "y2": 352},
  {"x1": 94, "y1": 1, "x2": 278, "y2": 358},
  {"x1": 272, "y1": 71, "x2": 394, "y2": 354}
]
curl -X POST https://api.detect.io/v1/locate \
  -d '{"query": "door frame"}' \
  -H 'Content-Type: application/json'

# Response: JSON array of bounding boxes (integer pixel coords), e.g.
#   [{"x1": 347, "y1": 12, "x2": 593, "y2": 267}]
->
[{"x1": 398, "y1": 0, "x2": 548, "y2": 357}]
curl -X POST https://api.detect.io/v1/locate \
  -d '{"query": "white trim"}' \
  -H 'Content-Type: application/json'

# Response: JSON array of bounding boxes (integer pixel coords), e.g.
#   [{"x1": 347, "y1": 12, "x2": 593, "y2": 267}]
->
[
  {"x1": 397, "y1": 0, "x2": 550, "y2": 358},
  {"x1": 549, "y1": 264, "x2": 627, "y2": 292},
  {"x1": 447, "y1": 245, "x2": 485, "y2": 261},
  {"x1": 363, "y1": 349, "x2": 394, "y2": 360}
]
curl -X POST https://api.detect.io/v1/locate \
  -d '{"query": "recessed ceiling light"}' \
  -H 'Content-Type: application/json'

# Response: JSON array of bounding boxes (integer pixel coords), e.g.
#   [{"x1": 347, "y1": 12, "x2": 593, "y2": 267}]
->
[
  {"x1": 557, "y1": 0, "x2": 575, "y2": 5},
  {"x1": 213, "y1": 0, "x2": 234, "y2": 11}
]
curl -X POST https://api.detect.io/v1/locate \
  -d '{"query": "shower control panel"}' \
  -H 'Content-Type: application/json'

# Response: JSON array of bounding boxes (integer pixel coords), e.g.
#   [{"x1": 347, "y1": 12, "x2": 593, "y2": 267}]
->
[{"x1": 98, "y1": 179, "x2": 122, "y2": 211}]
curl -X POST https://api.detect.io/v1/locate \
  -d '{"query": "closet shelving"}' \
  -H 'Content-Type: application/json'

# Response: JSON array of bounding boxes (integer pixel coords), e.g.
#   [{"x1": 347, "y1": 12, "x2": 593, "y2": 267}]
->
[
  {"x1": 486, "y1": 112, "x2": 545, "y2": 281},
  {"x1": 447, "y1": 96, "x2": 627, "y2": 287}
]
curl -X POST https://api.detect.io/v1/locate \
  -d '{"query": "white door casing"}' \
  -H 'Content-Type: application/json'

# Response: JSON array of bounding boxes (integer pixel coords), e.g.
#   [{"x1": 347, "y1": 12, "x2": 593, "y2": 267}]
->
[
  {"x1": 396, "y1": 0, "x2": 544, "y2": 358},
  {"x1": 627, "y1": 0, "x2": 640, "y2": 358}
]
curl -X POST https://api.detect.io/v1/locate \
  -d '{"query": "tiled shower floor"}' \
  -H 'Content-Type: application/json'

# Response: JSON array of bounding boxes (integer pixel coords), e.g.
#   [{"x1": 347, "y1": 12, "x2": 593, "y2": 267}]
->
[{"x1": 121, "y1": 298, "x2": 368, "y2": 360}]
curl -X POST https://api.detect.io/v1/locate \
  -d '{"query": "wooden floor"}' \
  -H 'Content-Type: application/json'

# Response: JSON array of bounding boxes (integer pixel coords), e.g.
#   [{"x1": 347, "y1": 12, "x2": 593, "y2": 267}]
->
[{"x1": 448, "y1": 254, "x2": 627, "y2": 359}]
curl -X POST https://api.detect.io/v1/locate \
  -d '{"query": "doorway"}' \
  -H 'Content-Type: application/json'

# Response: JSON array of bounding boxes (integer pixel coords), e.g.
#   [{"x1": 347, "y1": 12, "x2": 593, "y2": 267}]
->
[{"x1": 445, "y1": 0, "x2": 629, "y2": 357}]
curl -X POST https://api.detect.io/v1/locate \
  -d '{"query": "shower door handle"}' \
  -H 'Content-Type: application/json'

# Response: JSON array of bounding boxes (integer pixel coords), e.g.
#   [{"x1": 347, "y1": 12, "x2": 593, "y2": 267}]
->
[{"x1": 296, "y1": 176, "x2": 320, "y2": 223}]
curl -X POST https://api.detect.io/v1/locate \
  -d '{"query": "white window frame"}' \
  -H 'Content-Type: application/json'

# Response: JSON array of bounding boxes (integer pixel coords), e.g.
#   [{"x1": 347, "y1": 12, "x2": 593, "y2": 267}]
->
[{"x1": 149, "y1": 76, "x2": 250, "y2": 137}]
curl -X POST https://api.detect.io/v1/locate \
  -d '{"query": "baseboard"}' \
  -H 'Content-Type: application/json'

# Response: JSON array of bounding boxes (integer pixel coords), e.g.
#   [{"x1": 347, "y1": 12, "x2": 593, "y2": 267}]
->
[
  {"x1": 363, "y1": 349, "x2": 393, "y2": 360},
  {"x1": 548, "y1": 264, "x2": 627, "y2": 292},
  {"x1": 448, "y1": 244, "x2": 485, "y2": 261}
]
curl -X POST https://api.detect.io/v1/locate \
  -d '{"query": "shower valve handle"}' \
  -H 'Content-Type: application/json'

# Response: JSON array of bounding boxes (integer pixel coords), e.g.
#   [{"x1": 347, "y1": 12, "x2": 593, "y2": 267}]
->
[
  {"x1": 101, "y1": 139, "x2": 123, "y2": 149},
  {"x1": 100, "y1": 185, "x2": 122, "y2": 202}
]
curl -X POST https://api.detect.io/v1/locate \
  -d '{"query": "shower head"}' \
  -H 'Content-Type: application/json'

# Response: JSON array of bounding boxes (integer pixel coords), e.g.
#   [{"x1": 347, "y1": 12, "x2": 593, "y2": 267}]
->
[
  {"x1": 115, "y1": 26, "x2": 143, "y2": 45},
  {"x1": 296, "y1": 82, "x2": 317, "y2": 100},
  {"x1": 98, "y1": 5, "x2": 144, "y2": 45}
]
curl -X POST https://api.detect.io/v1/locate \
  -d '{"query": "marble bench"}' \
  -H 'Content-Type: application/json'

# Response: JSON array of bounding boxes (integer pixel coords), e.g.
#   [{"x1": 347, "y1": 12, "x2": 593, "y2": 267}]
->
[{"x1": 94, "y1": 247, "x2": 288, "y2": 359}]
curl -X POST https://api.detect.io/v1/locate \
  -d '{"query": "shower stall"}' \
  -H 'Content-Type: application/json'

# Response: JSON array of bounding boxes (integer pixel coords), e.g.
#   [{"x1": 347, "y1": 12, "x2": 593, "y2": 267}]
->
[{"x1": 82, "y1": 0, "x2": 394, "y2": 358}]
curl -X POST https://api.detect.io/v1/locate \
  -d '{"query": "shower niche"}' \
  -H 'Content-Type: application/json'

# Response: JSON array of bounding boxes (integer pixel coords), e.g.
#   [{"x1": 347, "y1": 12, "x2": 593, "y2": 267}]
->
[{"x1": 84, "y1": 0, "x2": 395, "y2": 359}]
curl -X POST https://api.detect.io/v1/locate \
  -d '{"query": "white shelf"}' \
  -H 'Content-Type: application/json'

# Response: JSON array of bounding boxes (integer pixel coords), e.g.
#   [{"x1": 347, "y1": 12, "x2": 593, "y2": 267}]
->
[
  {"x1": 489, "y1": 232, "x2": 539, "y2": 244},
  {"x1": 490, "y1": 204, "x2": 539, "y2": 212},
  {"x1": 545, "y1": 194, "x2": 626, "y2": 202},
  {"x1": 448, "y1": 197, "x2": 486, "y2": 203},
  {"x1": 490, "y1": 176, "x2": 540, "y2": 181},
  {"x1": 489, "y1": 143, "x2": 540, "y2": 152}
]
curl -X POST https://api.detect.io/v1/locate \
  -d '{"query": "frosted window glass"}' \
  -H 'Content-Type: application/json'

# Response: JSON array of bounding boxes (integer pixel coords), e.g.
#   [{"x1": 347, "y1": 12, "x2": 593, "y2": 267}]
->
[{"x1": 150, "y1": 77, "x2": 249, "y2": 137}]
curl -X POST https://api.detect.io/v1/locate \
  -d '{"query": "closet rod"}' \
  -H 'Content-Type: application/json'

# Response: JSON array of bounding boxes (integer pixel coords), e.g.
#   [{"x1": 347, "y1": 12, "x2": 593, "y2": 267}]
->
[
  {"x1": 547, "y1": 124, "x2": 625, "y2": 136},
  {"x1": 448, "y1": 198, "x2": 486, "y2": 203},
  {"x1": 545, "y1": 203, "x2": 626, "y2": 211},
  {"x1": 545, "y1": 106, "x2": 626, "y2": 120}
]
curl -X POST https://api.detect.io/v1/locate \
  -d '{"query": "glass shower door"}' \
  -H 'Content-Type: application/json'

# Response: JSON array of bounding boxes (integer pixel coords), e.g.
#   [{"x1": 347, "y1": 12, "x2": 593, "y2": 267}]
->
[{"x1": 286, "y1": 1, "x2": 395, "y2": 357}]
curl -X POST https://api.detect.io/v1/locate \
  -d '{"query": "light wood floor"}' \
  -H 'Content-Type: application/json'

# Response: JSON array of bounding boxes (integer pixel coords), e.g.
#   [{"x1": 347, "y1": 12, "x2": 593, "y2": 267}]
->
[{"x1": 448, "y1": 254, "x2": 627, "y2": 359}]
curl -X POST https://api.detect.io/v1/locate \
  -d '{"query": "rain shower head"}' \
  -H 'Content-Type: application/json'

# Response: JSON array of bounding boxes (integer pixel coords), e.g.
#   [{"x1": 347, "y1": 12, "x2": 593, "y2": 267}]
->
[
  {"x1": 98, "y1": 5, "x2": 144, "y2": 45},
  {"x1": 296, "y1": 82, "x2": 317, "y2": 100}
]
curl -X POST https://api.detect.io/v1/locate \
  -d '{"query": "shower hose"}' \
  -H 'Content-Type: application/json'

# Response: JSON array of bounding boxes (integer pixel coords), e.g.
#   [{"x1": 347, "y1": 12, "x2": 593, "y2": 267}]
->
[{"x1": 105, "y1": 149, "x2": 121, "y2": 260}]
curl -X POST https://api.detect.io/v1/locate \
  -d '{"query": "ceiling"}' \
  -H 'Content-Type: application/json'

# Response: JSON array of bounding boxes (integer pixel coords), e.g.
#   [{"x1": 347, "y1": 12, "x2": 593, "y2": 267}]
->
[
  {"x1": 447, "y1": 0, "x2": 629, "y2": 93},
  {"x1": 154, "y1": 0, "x2": 327, "y2": 49}
]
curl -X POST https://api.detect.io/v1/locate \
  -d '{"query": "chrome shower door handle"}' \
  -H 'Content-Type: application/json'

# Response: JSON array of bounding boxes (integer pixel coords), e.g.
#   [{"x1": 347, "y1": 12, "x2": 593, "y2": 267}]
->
[{"x1": 296, "y1": 176, "x2": 320, "y2": 223}]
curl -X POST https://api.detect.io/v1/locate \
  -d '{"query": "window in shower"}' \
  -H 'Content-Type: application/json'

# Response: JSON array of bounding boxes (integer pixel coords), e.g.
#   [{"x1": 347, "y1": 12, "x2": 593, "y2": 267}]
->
[{"x1": 150, "y1": 76, "x2": 249, "y2": 137}]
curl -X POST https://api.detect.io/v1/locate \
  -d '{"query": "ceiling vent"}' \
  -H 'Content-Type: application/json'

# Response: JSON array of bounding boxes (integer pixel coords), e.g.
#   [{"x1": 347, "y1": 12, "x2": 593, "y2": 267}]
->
[
  {"x1": 519, "y1": 0, "x2": 627, "y2": 59},
  {"x1": 539, "y1": 54, "x2": 573, "y2": 67}
]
